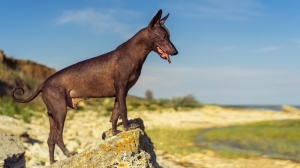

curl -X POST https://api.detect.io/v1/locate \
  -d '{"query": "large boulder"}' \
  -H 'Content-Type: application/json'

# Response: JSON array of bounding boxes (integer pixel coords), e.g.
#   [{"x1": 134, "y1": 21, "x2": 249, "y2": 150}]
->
[
  {"x1": 50, "y1": 118, "x2": 160, "y2": 168},
  {"x1": 0, "y1": 133, "x2": 26, "y2": 168}
]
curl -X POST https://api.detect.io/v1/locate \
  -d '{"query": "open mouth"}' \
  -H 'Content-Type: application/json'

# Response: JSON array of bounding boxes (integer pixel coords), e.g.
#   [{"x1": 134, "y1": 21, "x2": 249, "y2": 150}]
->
[{"x1": 157, "y1": 46, "x2": 171, "y2": 64}]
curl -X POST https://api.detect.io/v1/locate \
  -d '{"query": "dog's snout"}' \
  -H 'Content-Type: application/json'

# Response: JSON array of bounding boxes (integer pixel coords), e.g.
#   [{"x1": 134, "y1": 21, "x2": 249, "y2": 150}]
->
[
  {"x1": 169, "y1": 42, "x2": 178, "y2": 55},
  {"x1": 172, "y1": 49, "x2": 178, "y2": 55}
]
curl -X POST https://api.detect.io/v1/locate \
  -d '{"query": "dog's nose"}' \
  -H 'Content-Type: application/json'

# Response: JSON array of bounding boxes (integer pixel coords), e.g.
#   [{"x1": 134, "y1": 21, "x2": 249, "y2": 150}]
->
[{"x1": 172, "y1": 50, "x2": 178, "y2": 55}]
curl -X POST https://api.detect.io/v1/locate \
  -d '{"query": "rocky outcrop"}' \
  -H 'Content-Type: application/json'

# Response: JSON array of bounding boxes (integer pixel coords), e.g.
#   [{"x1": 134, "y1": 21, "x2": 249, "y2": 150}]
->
[
  {"x1": 0, "y1": 49, "x2": 55, "y2": 80},
  {"x1": 50, "y1": 118, "x2": 160, "y2": 168},
  {"x1": 0, "y1": 133, "x2": 26, "y2": 168},
  {"x1": 0, "y1": 49, "x2": 55, "y2": 97}
]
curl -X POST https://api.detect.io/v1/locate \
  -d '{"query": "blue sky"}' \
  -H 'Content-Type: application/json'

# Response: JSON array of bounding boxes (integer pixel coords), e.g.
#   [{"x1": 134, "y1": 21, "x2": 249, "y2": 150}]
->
[{"x1": 1, "y1": 0, "x2": 300, "y2": 105}]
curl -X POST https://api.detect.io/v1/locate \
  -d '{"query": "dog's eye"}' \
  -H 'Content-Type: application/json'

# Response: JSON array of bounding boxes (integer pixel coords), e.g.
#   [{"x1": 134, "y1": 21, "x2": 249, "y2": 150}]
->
[{"x1": 162, "y1": 33, "x2": 166, "y2": 38}]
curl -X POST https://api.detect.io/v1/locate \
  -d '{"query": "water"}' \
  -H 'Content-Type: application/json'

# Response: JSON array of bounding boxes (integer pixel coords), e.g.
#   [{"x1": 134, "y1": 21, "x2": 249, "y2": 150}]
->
[{"x1": 221, "y1": 105, "x2": 300, "y2": 111}]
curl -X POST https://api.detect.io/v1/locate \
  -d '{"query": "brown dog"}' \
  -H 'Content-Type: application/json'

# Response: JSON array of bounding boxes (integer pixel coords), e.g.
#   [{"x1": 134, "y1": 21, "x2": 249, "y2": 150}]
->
[{"x1": 12, "y1": 9, "x2": 178, "y2": 164}]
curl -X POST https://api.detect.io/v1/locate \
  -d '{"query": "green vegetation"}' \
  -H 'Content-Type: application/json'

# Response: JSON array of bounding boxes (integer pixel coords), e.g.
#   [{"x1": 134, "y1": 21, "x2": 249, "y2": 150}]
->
[
  {"x1": 147, "y1": 120, "x2": 300, "y2": 162},
  {"x1": 0, "y1": 96, "x2": 43, "y2": 123},
  {"x1": 145, "y1": 89, "x2": 154, "y2": 103},
  {"x1": 0, "y1": 62, "x2": 46, "y2": 122},
  {"x1": 143, "y1": 90, "x2": 202, "y2": 111},
  {"x1": 147, "y1": 127, "x2": 202, "y2": 155},
  {"x1": 197, "y1": 119, "x2": 300, "y2": 161},
  {"x1": 0, "y1": 62, "x2": 44, "y2": 122}
]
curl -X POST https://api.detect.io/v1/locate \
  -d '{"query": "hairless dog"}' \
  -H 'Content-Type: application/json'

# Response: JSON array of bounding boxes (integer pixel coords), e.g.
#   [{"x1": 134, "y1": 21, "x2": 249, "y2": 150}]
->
[{"x1": 12, "y1": 9, "x2": 178, "y2": 164}]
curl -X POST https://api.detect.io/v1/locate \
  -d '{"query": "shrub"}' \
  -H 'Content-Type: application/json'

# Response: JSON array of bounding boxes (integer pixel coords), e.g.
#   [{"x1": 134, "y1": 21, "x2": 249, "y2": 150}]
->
[
  {"x1": 171, "y1": 94, "x2": 202, "y2": 110},
  {"x1": 0, "y1": 96, "x2": 34, "y2": 123}
]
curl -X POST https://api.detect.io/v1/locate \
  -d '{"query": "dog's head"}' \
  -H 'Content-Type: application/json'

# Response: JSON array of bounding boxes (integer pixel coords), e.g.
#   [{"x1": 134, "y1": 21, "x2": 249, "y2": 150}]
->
[{"x1": 148, "y1": 9, "x2": 178, "y2": 64}]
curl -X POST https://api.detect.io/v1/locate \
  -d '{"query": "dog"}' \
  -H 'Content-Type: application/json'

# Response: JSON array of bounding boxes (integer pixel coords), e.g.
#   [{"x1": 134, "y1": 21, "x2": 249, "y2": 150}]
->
[{"x1": 12, "y1": 9, "x2": 178, "y2": 164}]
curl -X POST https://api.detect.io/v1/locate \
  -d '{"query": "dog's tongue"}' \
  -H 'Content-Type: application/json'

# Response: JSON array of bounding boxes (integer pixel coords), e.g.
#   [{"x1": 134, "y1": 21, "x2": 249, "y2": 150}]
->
[
  {"x1": 157, "y1": 46, "x2": 171, "y2": 64},
  {"x1": 164, "y1": 53, "x2": 171, "y2": 64}
]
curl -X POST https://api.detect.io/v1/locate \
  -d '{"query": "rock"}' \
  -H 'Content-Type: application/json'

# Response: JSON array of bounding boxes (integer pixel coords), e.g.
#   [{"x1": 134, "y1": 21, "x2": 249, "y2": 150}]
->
[
  {"x1": 50, "y1": 118, "x2": 160, "y2": 168},
  {"x1": 0, "y1": 133, "x2": 26, "y2": 168},
  {"x1": 0, "y1": 115, "x2": 29, "y2": 138},
  {"x1": 282, "y1": 105, "x2": 300, "y2": 114},
  {"x1": 1, "y1": 53, "x2": 56, "y2": 80}
]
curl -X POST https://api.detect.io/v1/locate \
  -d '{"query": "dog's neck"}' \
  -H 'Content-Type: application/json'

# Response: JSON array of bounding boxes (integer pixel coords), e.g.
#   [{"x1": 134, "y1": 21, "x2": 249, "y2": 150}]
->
[{"x1": 115, "y1": 28, "x2": 152, "y2": 64}]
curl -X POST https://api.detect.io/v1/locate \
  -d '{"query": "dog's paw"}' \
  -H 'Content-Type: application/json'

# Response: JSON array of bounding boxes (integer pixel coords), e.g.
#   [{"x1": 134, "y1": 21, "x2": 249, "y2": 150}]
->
[
  {"x1": 112, "y1": 129, "x2": 122, "y2": 136},
  {"x1": 50, "y1": 160, "x2": 57, "y2": 164},
  {"x1": 66, "y1": 151, "x2": 78, "y2": 157}
]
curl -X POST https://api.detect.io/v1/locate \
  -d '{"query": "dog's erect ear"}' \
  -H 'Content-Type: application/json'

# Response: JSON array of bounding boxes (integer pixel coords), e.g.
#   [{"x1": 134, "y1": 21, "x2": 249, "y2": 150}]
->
[
  {"x1": 148, "y1": 9, "x2": 162, "y2": 28},
  {"x1": 160, "y1": 13, "x2": 169, "y2": 25}
]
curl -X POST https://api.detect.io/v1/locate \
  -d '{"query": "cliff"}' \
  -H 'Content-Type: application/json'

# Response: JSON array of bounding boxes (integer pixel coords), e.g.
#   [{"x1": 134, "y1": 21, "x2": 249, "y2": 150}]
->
[
  {"x1": 0, "y1": 49, "x2": 55, "y2": 80},
  {"x1": 0, "y1": 49, "x2": 55, "y2": 96}
]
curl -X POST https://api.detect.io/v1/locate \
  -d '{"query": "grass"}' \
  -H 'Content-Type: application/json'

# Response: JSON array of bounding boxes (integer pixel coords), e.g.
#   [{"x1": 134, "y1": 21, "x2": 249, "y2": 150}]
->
[
  {"x1": 0, "y1": 96, "x2": 39, "y2": 123},
  {"x1": 146, "y1": 127, "x2": 202, "y2": 155},
  {"x1": 197, "y1": 119, "x2": 300, "y2": 161},
  {"x1": 147, "y1": 120, "x2": 300, "y2": 162}
]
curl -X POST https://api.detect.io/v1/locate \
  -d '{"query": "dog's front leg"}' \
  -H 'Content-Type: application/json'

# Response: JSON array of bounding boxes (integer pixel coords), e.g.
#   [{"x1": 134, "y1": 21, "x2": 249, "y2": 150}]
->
[
  {"x1": 111, "y1": 82, "x2": 139, "y2": 135},
  {"x1": 117, "y1": 87, "x2": 130, "y2": 129},
  {"x1": 110, "y1": 98, "x2": 122, "y2": 135},
  {"x1": 111, "y1": 83, "x2": 130, "y2": 135}
]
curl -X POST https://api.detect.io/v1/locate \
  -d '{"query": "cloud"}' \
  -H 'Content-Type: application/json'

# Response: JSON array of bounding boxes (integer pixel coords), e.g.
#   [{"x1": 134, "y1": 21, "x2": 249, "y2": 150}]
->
[
  {"x1": 56, "y1": 8, "x2": 139, "y2": 38},
  {"x1": 257, "y1": 46, "x2": 280, "y2": 52},
  {"x1": 172, "y1": 0, "x2": 262, "y2": 21}
]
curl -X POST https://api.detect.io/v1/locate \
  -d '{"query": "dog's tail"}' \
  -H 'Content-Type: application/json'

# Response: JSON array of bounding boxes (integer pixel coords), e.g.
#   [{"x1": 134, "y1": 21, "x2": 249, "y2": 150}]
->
[{"x1": 11, "y1": 84, "x2": 43, "y2": 103}]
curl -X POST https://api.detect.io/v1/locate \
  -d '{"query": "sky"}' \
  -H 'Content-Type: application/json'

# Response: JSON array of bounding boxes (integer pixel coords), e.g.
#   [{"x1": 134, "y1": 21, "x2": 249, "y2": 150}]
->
[{"x1": 1, "y1": 0, "x2": 300, "y2": 105}]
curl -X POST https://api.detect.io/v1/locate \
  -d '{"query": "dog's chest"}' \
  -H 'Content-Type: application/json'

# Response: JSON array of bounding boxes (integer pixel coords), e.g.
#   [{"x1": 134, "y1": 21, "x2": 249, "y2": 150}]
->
[{"x1": 127, "y1": 66, "x2": 142, "y2": 88}]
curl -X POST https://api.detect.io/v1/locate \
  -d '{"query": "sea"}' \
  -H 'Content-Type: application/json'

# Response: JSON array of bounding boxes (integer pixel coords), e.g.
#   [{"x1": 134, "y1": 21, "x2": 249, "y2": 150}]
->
[{"x1": 221, "y1": 105, "x2": 300, "y2": 111}]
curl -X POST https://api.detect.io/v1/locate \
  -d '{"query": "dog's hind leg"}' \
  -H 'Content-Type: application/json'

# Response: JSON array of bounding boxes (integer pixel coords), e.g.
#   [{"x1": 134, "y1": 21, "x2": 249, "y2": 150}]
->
[
  {"x1": 43, "y1": 88, "x2": 76, "y2": 164},
  {"x1": 54, "y1": 108, "x2": 77, "y2": 158},
  {"x1": 47, "y1": 113, "x2": 56, "y2": 164}
]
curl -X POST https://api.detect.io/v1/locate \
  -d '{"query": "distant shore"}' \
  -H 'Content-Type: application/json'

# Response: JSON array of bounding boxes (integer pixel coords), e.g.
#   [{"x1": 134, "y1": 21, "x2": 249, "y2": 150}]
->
[{"x1": 221, "y1": 104, "x2": 300, "y2": 111}]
